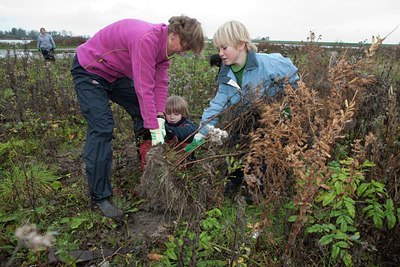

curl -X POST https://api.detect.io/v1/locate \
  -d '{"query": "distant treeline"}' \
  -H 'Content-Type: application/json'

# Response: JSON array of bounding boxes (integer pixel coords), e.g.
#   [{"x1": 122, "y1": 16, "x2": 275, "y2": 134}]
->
[
  {"x1": 0, "y1": 27, "x2": 90, "y2": 39},
  {"x1": 0, "y1": 27, "x2": 89, "y2": 48}
]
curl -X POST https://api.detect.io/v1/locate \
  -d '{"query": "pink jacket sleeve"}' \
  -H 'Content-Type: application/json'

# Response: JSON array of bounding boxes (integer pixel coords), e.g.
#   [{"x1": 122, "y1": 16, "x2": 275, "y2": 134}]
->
[{"x1": 129, "y1": 33, "x2": 169, "y2": 129}]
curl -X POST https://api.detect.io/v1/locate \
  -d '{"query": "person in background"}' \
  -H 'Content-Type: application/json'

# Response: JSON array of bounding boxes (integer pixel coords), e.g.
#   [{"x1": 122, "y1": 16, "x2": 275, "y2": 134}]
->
[
  {"x1": 70, "y1": 16, "x2": 204, "y2": 222},
  {"x1": 37, "y1": 27, "x2": 56, "y2": 60},
  {"x1": 139, "y1": 95, "x2": 197, "y2": 171},
  {"x1": 190, "y1": 20, "x2": 299, "y2": 199}
]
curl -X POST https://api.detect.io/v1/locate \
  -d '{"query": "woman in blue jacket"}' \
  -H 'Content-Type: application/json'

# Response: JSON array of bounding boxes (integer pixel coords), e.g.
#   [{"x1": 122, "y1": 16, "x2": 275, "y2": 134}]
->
[{"x1": 37, "y1": 27, "x2": 56, "y2": 60}]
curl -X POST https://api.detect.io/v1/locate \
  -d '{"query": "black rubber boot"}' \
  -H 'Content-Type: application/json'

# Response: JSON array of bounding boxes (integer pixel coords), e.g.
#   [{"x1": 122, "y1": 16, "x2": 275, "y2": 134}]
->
[{"x1": 93, "y1": 199, "x2": 124, "y2": 222}]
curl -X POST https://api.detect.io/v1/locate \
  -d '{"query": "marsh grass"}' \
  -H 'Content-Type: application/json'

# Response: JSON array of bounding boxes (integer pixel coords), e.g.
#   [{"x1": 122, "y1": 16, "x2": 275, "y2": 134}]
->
[{"x1": 0, "y1": 41, "x2": 399, "y2": 266}]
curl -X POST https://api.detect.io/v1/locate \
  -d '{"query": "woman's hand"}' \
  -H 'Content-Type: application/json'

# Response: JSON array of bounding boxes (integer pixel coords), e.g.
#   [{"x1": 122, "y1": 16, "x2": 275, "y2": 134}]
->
[{"x1": 150, "y1": 117, "x2": 166, "y2": 146}]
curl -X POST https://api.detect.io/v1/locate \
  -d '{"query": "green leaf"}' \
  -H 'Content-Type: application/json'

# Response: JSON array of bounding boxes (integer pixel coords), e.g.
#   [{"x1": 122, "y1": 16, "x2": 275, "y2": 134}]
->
[
  {"x1": 347, "y1": 226, "x2": 357, "y2": 232},
  {"x1": 343, "y1": 214, "x2": 354, "y2": 224},
  {"x1": 327, "y1": 224, "x2": 337, "y2": 231},
  {"x1": 330, "y1": 210, "x2": 342, "y2": 218},
  {"x1": 306, "y1": 224, "x2": 323, "y2": 233},
  {"x1": 374, "y1": 204, "x2": 385, "y2": 217},
  {"x1": 331, "y1": 244, "x2": 340, "y2": 260},
  {"x1": 336, "y1": 215, "x2": 345, "y2": 225},
  {"x1": 166, "y1": 249, "x2": 177, "y2": 260},
  {"x1": 288, "y1": 215, "x2": 298, "y2": 222},
  {"x1": 356, "y1": 183, "x2": 369, "y2": 197},
  {"x1": 349, "y1": 232, "x2": 360, "y2": 241},
  {"x1": 333, "y1": 199, "x2": 343, "y2": 209},
  {"x1": 338, "y1": 172, "x2": 347, "y2": 181},
  {"x1": 319, "y1": 235, "x2": 334, "y2": 245},
  {"x1": 385, "y1": 198, "x2": 394, "y2": 210},
  {"x1": 336, "y1": 241, "x2": 350, "y2": 248},
  {"x1": 344, "y1": 199, "x2": 355, "y2": 218},
  {"x1": 197, "y1": 260, "x2": 227, "y2": 267},
  {"x1": 340, "y1": 158, "x2": 354, "y2": 166},
  {"x1": 59, "y1": 217, "x2": 70, "y2": 224},
  {"x1": 385, "y1": 199, "x2": 396, "y2": 229},
  {"x1": 334, "y1": 231, "x2": 348, "y2": 240},
  {"x1": 70, "y1": 218, "x2": 86, "y2": 229},
  {"x1": 372, "y1": 213, "x2": 384, "y2": 228},
  {"x1": 398, "y1": 208, "x2": 400, "y2": 222},
  {"x1": 334, "y1": 181, "x2": 343, "y2": 194},
  {"x1": 0, "y1": 211, "x2": 19, "y2": 223},
  {"x1": 342, "y1": 251, "x2": 353, "y2": 267},
  {"x1": 126, "y1": 207, "x2": 139, "y2": 213},
  {"x1": 323, "y1": 191, "x2": 336, "y2": 206},
  {"x1": 361, "y1": 160, "x2": 375, "y2": 168},
  {"x1": 52, "y1": 180, "x2": 62, "y2": 190},
  {"x1": 86, "y1": 221, "x2": 93, "y2": 230},
  {"x1": 362, "y1": 204, "x2": 374, "y2": 214},
  {"x1": 340, "y1": 219, "x2": 348, "y2": 232}
]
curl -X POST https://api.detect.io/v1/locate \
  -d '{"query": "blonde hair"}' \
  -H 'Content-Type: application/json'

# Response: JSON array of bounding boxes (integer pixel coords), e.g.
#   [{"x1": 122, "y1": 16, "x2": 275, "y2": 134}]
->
[
  {"x1": 213, "y1": 21, "x2": 258, "y2": 52},
  {"x1": 166, "y1": 95, "x2": 189, "y2": 117},
  {"x1": 168, "y1": 15, "x2": 205, "y2": 54}
]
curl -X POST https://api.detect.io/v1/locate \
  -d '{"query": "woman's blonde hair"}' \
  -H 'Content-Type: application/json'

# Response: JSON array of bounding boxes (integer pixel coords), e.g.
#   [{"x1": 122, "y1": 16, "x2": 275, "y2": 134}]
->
[
  {"x1": 168, "y1": 15, "x2": 205, "y2": 54},
  {"x1": 213, "y1": 21, "x2": 258, "y2": 52},
  {"x1": 166, "y1": 95, "x2": 190, "y2": 117}
]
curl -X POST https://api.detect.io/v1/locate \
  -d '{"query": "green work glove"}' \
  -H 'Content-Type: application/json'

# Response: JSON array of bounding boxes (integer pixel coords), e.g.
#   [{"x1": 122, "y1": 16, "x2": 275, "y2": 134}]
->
[
  {"x1": 184, "y1": 133, "x2": 206, "y2": 153},
  {"x1": 150, "y1": 117, "x2": 166, "y2": 146}
]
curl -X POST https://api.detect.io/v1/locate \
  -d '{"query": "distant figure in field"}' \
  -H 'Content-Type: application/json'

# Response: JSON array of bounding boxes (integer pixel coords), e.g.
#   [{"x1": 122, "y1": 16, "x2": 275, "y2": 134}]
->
[{"x1": 37, "y1": 27, "x2": 56, "y2": 61}]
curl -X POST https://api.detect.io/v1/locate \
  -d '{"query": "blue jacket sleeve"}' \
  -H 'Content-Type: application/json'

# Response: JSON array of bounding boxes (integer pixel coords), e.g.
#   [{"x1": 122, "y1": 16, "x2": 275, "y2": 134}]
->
[{"x1": 198, "y1": 85, "x2": 239, "y2": 136}]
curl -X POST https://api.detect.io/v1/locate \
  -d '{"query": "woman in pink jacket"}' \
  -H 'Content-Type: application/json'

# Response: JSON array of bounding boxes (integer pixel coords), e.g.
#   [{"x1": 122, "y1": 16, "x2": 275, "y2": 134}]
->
[{"x1": 70, "y1": 16, "x2": 204, "y2": 222}]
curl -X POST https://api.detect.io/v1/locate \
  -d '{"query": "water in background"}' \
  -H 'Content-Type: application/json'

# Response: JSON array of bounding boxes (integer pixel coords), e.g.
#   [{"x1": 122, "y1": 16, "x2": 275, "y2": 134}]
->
[
  {"x1": 0, "y1": 39, "x2": 33, "y2": 44},
  {"x1": 0, "y1": 39, "x2": 76, "y2": 58}
]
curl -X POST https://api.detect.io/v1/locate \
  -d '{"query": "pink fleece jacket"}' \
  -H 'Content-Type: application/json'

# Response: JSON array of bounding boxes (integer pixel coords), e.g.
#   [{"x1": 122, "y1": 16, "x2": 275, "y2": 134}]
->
[{"x1": 76, "y1": 19, "x2": 170, "y2": 129}]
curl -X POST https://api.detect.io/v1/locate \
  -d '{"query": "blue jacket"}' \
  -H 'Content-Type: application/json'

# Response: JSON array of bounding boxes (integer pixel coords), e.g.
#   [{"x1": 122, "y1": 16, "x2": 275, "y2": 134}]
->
[
  {"x1": 37, "y1": 33, "x2": 56, "y2": 50},
  {"x1": 198, "y1": 51, "x2": 299, "y2": 135},
  {"x1": 166, "y1": 117, "x2": 197, "y2": 143}
]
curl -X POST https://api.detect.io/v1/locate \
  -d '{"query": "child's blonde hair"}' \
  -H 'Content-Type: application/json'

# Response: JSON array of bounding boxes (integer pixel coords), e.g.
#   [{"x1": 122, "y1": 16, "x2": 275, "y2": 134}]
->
[
  {"x1": 166, "y1": 95, "x2": 189, "y2": 117},
  {"x1": 213, "y1": 20, "x2": 258, "y2": 52}
]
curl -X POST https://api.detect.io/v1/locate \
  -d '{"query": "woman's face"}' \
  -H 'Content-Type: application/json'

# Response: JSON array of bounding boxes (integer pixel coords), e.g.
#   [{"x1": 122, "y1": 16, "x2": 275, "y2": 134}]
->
[
  {"x1": 217, "y1": 42, "x2": 246, "y2": 67},
  {"x1": 167, "y1": 33, "x2": 186, "y2": 57}
]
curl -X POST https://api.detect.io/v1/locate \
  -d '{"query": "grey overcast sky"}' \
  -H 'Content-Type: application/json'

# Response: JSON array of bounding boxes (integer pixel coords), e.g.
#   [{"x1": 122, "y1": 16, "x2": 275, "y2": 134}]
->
[{"x1": 1, "y1": 0, "x2": 399, "y2": 44}]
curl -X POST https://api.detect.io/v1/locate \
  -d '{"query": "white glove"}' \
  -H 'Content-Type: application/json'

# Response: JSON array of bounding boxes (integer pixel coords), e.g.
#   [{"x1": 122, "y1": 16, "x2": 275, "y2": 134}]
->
[
  {"x1": 150, "y1": 117, "x2": 166, "y2": 146},
  {"x1": 193, "y1": 132, "x2": 206, "y2": 141}
]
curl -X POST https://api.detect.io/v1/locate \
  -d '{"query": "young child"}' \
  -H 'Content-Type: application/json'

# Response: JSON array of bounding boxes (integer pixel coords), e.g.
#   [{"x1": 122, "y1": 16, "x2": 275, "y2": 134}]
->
[
  {"x1": 164, "y1": 95, "x2": 197, "y2": 144},
  {"x1": 139, "y1": 95, "x2": 197, "y2": 171}
]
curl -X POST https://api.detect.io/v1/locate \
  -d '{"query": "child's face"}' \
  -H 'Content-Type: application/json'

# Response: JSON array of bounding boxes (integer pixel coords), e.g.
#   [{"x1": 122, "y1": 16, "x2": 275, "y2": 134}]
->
[
  {"x1": 166, "y1": 112, "x2": 182, "y2": 124},
  {"x1": 216, "y1": 42, "x2": 246, "y2": 67}
]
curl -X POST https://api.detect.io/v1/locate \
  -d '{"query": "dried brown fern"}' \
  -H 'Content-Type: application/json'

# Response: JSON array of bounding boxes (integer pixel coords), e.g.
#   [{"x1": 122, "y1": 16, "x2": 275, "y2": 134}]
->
[{"x1": 241, "y1": 42, "x2": 380, "y2": 259}]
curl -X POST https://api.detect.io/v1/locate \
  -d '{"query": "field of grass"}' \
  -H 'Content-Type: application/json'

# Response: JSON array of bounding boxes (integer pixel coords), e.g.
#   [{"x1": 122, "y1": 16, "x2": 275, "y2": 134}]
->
[{"x1": 0, "y1": 41, "x2": 399, "y2": 266}]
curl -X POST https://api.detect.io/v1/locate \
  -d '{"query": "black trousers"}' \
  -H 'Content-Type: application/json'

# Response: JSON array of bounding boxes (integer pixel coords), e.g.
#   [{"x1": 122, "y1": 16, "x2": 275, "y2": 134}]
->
[
  {"x1": 41, "y1": 48, "x2": 55, "y2": 60},
  {"x1": 71, "y1": 55, "x2": 143, "y2": 202}
]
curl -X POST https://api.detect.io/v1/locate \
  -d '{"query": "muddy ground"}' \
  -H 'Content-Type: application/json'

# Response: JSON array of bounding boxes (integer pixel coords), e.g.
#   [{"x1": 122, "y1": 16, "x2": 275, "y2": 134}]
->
[{"x1": 53, "y1": 140, "x2": 183, "y2": 264}]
